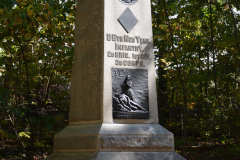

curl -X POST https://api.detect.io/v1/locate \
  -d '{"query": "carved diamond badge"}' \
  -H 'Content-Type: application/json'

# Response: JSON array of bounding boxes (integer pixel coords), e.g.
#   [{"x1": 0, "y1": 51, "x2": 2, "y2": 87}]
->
[{"x1": 118, "y1": 8, "x2": 138, "y2": 33}]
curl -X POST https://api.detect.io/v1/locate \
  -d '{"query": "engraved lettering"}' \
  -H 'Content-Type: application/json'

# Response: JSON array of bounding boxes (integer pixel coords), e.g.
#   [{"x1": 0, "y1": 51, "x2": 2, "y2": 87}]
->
[
  {"x1": 115, "y1": 52, "x2": 119, "y2": 58},
  {"x1": 115, "y1": 43, "x2": 143, "y2": 52},
  {"x1": 139, "y1": 45, "x2": 142, "y2": 52},
  {"x1": 146, "y1": 39, "x2": 150, "y2": 44},
  {"x1": 119, "y1": 36, "x2": 123, "y2": 42},
  {"x1": 135, "y1": 36, "x2": 140, "y2": 43},
  {"x1": 119, "y1": 52, "x2": 123, "y2": 58},
  {"x1": 114, "y1": 60, "x2": 145, "y2": 67},
  {"x1": 123, "y1": 60, "x2": 127, "y2": 66},
  {"x1": 107, "y1": 51, "x2": 114, "y2": 57},
  {"x1": 124, "y1": 35, "x2": 129, "y2": 42},
  {"x1": 125, "y1": 53, "x2": 129, "y2": 58},
  {"x1": 108, "y1": 34, "x2": 150, "y2": 44},
  {"x1": 146, "y1": 54, "x2": 150, "y2": 59},
  {"x1": 112, "y1": 34, "x2": 117, "y2": 41},
  {"x1": 115, "y1": 60, "x2": 119, "y2": 65},
  {"x1": 132, "y1": 53, "x2": 150, "y2": 60},
  {"x1": 129, "y1": 37, "x2": 135, "y2": 43},
  {"x1": 107, "y1": 34, "x2": 111, "y2": 41}
]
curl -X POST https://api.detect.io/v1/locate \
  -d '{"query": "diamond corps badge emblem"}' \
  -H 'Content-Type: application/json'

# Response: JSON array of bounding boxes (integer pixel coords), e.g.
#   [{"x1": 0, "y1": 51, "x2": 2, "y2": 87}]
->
[{"x1": 119, "y1": 0, "x2": 138, "y2": 5}]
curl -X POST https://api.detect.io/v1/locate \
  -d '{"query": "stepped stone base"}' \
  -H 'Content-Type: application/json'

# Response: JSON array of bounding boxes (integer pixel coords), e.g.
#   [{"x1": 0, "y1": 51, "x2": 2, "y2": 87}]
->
[
  {"x1": 46, "y1": 152, "x2": 185, "y2": 160},
  {"x1": 45, "y1": 124, "x2": 186, "y2": 160}
]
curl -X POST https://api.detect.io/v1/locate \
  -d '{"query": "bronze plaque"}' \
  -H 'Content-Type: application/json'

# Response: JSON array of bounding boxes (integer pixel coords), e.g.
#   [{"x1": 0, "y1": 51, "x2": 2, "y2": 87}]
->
[{"x1": 112, "y1": 68, "x2": 149, "y2": 119}]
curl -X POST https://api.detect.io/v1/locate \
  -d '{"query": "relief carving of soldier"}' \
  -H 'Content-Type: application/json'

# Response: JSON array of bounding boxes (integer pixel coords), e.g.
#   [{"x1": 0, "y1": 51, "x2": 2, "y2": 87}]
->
[{"x1": 113, "y1": 75, "x2": 146, "y2": 112}]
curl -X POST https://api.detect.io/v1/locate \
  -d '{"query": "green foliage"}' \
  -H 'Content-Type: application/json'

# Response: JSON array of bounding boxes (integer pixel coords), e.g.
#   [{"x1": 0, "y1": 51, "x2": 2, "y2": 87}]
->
[
  {"x1": 19, "y1": 132, "x2": 31, "y2": 138},
  {"x1": 0, "y1": 0, "x2": 76, "y2": 158},
  {"x1": 152, "y1": 0, "x2": 240, "y2": 158},
  {"x1": 0, "y1": 0, "x2": 240, "y2": 159}
]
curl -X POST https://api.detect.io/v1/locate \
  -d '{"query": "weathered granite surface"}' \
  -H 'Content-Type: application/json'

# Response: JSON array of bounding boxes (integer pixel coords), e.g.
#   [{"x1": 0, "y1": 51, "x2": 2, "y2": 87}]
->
[
  {"x1": 69, "y1": 0, "x2": 104, "y2": 123},
  {"x1": 46, "y1": 152, "x2": 186, "y2": 160},
  {"x1": 99, "y1": 124, "x2": 172, "y2": 135},
  {"x1": 103, "y1": 0, "x2": 159, "y2": 124},
  {"x1": 52, "y1": 124, "x2": 175, "y2": 153},
  {"x1": 100, "y1": 136, "x2": 173, "y2": 151}
]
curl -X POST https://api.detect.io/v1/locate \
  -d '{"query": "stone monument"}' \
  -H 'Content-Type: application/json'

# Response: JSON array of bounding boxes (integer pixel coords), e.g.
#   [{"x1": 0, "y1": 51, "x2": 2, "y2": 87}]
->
[{"x1": 46, "y1": 0, "x2": 185, "y2": 159}]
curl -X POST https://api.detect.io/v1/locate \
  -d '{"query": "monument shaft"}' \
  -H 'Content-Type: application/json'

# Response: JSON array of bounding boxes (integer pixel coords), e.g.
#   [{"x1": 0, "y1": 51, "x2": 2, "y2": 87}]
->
[
  {"x1": 69, "y1": 0, "x2": 158, "y2": 124},
  {"x1": 69, "y1": 0, "x2": 104, "y2": 123}
]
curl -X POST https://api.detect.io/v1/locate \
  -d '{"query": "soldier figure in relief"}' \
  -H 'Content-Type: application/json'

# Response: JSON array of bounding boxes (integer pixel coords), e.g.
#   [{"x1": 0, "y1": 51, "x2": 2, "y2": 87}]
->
[{"x1": 113, "y1": 75, "x2": 146, "y2": 112}]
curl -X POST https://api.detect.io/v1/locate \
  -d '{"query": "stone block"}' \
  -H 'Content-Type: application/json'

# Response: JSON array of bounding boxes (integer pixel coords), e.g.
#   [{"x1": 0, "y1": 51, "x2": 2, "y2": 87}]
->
[
  {"x1": 99, "y1": 124, "x2": 173, "y2": 135},
  {"x1": 100, "y1": 136, "x2": 173, "y2": 151},
  {"x1": 52, "y1": 124, "x2": 175, "y2": 153},
  {"x1": 46, "y1": 152, "x2": 186, "y2": 160},
  {"x1": 54, "y1": 136, "x2": 98, "y2": 150},
  {"x1": 46, "y1": 152, "x2": 98, "y2": 160}
]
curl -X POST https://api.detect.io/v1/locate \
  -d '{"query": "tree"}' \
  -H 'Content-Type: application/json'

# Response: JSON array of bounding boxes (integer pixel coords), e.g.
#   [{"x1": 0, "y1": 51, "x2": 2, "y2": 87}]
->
[
  {"x1": 152, "y1": 0, "x2": 240, "y2": 158},
  {"x1": 0, "y1": 0, "x2": 76, "y2": 159}
]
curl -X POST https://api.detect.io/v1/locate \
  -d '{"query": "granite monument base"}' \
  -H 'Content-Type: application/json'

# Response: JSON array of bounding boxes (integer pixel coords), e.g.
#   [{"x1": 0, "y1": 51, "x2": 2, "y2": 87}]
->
[
  {"x1": 45, "y1": 124, "x2": 186, "y2": 160},
  {"x1": 46, "y1": 151, "x2": 185, "y2": 160}
]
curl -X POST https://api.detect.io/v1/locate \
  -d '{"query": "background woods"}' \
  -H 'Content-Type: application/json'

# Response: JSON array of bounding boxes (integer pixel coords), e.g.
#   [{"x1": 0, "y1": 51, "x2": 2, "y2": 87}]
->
[
  {"x1": 0, "y1": 0, "x2": 240, "y2": 159},
  {"x1": 0, "y1": 0, "x2": 76, "y2": 159},
  {"x1": 152, "y1": 0, "x2": 240, "y2": 159}
]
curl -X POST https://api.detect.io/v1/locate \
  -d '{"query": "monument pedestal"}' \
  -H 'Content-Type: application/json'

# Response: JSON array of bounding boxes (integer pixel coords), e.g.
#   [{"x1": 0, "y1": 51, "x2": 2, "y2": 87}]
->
[
  {"x1": 47, "y1": 152, "x2": 184, "y2": 160},
  {"x1": 46, "y1": 124, "x2": 185, "y2": 160}
]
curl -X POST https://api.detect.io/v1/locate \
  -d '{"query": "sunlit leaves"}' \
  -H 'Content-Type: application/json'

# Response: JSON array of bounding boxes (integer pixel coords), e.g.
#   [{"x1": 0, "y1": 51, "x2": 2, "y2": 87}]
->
[
  {"x1": 19, "y1": 132, "x2": 31, "y2": 138},
  {"x1": 0, "y1": 0, "x2": 76, "y2": 153},
  {"x1": 152, "y1": 0, "x2": 240, "y2": 150},
  {"x1": 27, "y1": 9, "x2": 32, "y2": 16}
]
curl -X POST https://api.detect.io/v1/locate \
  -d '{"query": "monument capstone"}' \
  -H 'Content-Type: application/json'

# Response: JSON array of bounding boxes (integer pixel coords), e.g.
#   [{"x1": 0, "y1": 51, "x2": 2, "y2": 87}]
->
[{"x1": 46, "y1": 0, "x2": 185, "y2": 159}]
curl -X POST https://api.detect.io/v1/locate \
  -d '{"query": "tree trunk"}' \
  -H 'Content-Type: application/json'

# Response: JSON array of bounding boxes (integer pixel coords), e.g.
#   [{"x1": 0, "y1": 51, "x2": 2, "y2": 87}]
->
[
  {"x1": 162, "y1": 0, "x2": 188, "y2": 156},
  {"x1": 210, "y1": 0, "x2": 223, "y2": 146}
]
